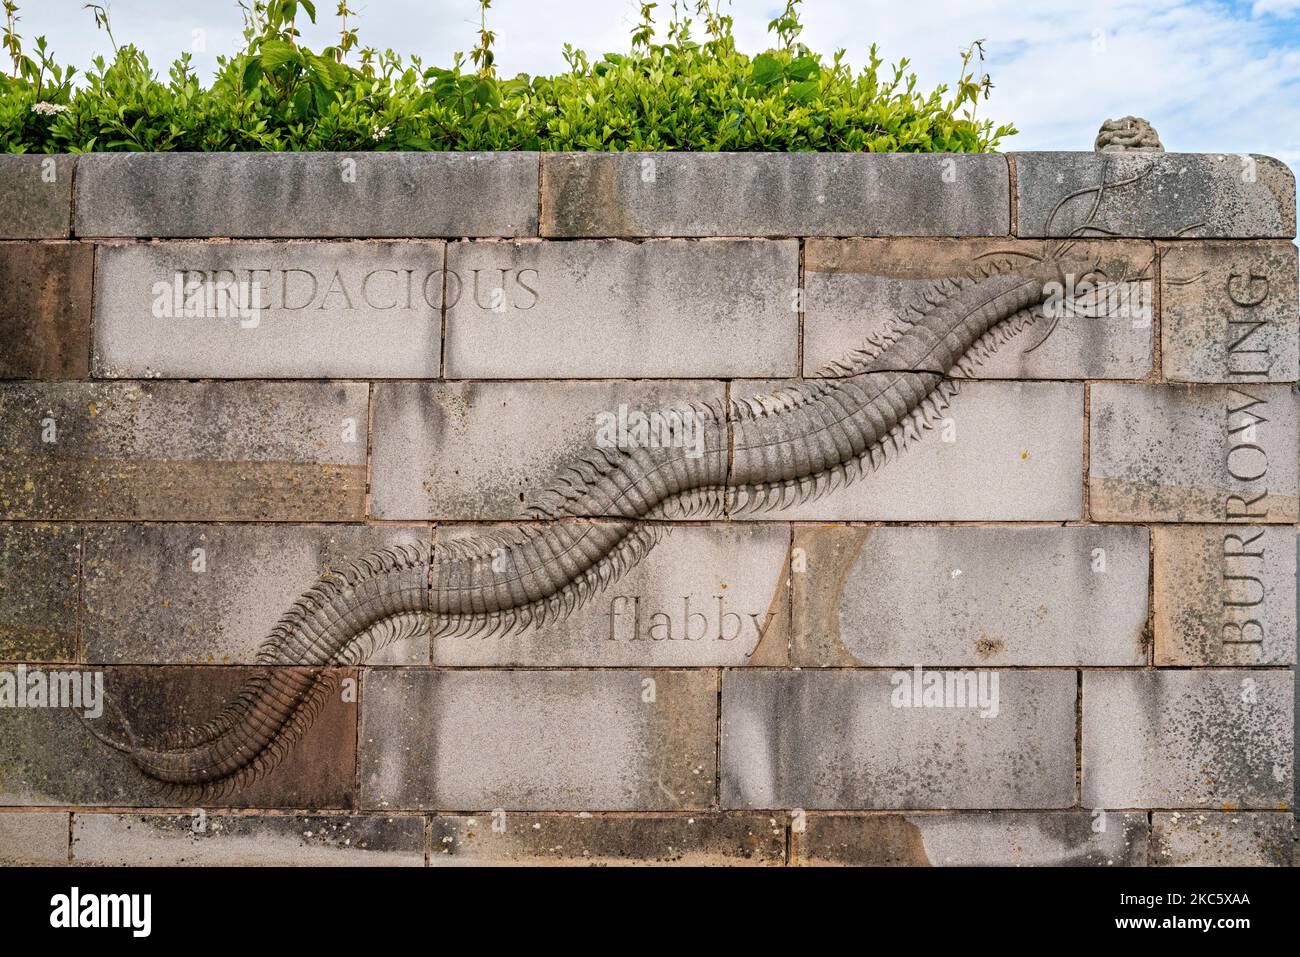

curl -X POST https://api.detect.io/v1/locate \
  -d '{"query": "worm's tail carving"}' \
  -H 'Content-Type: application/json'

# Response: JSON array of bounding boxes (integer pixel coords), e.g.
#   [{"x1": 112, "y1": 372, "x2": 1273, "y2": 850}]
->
[{"x1": 104, "y1": 544, "x2": 429, "y2": 798}]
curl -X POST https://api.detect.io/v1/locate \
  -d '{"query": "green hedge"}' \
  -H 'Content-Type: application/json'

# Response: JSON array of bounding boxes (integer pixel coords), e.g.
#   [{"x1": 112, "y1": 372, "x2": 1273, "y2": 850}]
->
[{"x1": 0, "y1": 0, "x2": 1016, "y2": 153}]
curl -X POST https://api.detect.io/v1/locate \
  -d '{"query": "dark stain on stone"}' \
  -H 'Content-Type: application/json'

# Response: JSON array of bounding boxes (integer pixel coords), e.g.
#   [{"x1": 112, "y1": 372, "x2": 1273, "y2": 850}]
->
[
  {"x1": 0, "y1": 243, "x2": 93, "y2": 379},
  {"x1": 796, "y1": 814, "x2": 931, "y2": 866},
  {"x1": 793, "y1": 525, "x2": 873, "y2": 665}
]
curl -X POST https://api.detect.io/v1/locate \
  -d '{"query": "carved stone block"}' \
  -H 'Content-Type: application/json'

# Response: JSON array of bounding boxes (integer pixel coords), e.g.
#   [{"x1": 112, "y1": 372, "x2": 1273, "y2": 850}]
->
[
  {"x1": 445, "y1": 239, "x2": 799, "y2": 378},
  {"x1": 1151, "y1": 812, "x2": 1293, "y2": 866},
  {"x1": 72, "y1": 813, "x2": 424, "y2": 866},
  {"x1": 1082, "y1": 670, "x2": 1293, "y2": 808},
  {"x1": 0, "y1": 524, "x2": 80, "y2": 663},
  {"x1": 1159, "y1": 241, "x2": 1299, "y2": 383},
  {"x1": 82, "y1": 524, "x2": 433, "y2": 665},
  {"x1": 0, "y1": 666, "x2": 359, "y2": 808},
  {"x1": 431, "y1": 523, "x2": 788, "y2": 666},
  {"x1": 541, "y1": 152, "x2": 1010, "y2": 237},
  {"x1": 0, "y1": 812, "x2": 69, "y2": 865},
  {"x1": 360, "y1": 669, "x2": 717, "y2": 810},
  {"x1": 75, "y1": 152, "x2": 538, "y2": 238},
  {"x1": 430, "y1": 813, "x2": 785, "y2": 866},
  {"x1": 1152, "y1": 524, "x2": 1296, "y2": 665},
  {"x1": 721, "y1": 669, "x2": 1077, "y2": 809},
  {"x1": 1088, "y1": 383, "x2": 1299, "y2": 523},
  {"x1": 791, "y1": 525, "x2": 1148, "y2": 666},
  {"x1": 792, "y1": 812, "x2": 1149, "y2": 866},
  {"x1": 0, "y1": 156, "x2": 73, "y2": 238},
  {"x1": 371, "y1": 379, "x2": 726, "y2": 520},
  {"x1": 804, "y1": 238, "x2": 1155, "y2": 379},
  {"x1": 0, "y1": 382, "x2": 369, "y2": 521},
  {"x1": 0, "y1": 242, "x2": 93, "y2": 378},
  {"x1": 729, "y1": 380, "x2": 1084, "y2": 521},
  {"x1": 1015, "y1": 152, "x2": 1295, "y2": 238},
  {"x1": 92, "y1": 241, "x2": 445, "y2": 378}
]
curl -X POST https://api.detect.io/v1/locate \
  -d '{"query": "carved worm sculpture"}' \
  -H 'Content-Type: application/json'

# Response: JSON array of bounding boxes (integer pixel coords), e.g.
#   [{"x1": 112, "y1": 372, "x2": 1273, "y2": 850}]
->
[{"x1": 83, "y1": 165, "x2": 1156, "y2": 798}]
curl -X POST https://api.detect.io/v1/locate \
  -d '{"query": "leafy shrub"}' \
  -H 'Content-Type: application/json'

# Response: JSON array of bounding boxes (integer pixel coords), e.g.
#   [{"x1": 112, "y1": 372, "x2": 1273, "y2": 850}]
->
[{"x1": 0, "y1": 0, "x2": 1016, "y2": 153}]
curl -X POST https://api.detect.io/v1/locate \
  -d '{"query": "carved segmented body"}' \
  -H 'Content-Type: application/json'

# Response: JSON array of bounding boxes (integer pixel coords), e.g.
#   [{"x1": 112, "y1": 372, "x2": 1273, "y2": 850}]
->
[{"x1": 91, "y1": 256, "x2": 1064, "y2": 794}]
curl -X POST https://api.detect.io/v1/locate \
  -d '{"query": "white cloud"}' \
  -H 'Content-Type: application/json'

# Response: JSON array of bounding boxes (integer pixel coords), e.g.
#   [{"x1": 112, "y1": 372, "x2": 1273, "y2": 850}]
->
[{"x1": 1253, "y1": 0, "x2": 1300, "y2": 17}]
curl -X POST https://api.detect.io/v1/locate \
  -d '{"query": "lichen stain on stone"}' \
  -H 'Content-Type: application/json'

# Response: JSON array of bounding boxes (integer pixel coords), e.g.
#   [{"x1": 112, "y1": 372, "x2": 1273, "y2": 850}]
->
[
  {"x1": 546, "y1": 155, "x2": 637, "y2": 237},
  {"x1": 1181, "y1": 677, "x2": 1288, "y2": 805},
  {"x1": 1092, "y1": 475, "x2": 1288, "y2": 523},
  {"x1": 431, "y1": 387, "x2": 472, "y2": 429},
  {"x1": 798, "y1": 526, "x2": 872, "y2": 665}
]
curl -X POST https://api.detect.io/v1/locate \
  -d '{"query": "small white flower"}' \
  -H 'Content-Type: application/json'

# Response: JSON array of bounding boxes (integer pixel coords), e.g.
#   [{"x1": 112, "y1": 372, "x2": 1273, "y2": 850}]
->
[
  {"x1": 371, "y1": 124, "x2": 391, "y2": 142},
  {"x1": 31, "y1": 101, "x2": 69, "y2": 116}
]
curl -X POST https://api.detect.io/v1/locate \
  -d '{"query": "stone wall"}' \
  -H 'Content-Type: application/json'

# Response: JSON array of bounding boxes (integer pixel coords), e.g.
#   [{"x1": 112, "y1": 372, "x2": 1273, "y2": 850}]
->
[{"x1": 0, "y1": 151, "x2": 1295, "y2": 866}]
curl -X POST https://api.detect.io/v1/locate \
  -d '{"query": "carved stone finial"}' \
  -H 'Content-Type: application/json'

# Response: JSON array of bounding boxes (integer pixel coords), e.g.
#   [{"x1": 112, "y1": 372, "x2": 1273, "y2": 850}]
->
[{"x1": 1094, "y1": 116, "x2": 1164, "y2": 152}]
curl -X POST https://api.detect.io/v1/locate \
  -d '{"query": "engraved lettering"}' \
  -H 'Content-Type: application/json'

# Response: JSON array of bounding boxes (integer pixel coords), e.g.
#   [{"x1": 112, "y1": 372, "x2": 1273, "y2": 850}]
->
[
  {"x1": 361, "y1": 269, "x2": 400, "y2": 310},
  {"x1": 1226, "y1": 270, "x2": 1269, "y2": 307}
]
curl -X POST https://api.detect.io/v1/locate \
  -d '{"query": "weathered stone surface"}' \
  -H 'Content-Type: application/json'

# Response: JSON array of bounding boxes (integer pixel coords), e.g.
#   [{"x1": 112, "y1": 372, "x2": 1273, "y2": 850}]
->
[
  {"x1": 432, "y1": 523, "x2": 788, "y2": 666},
  {"x1": 371, "y1": 379, "x2": 724, "y2": 520},
  {"x1": 0, "y1": 811, "x2": 69, "y2": 864},
  {"x1": 1015, "y1": 152, "x2": 1296, "y2": 238},
  {"x1": 722, "y1": 670, "x2": 1076, "y2": 809},
  {"x1": 1089, "y1": 383, "x2": 1299, "y2": 523},
  {"x1": 75, "y1": 152, "x2": 538, "y2": 238},
  {"x1": 730, "y1": 380, "x2": 1083, "y2": 521},
  {"x1": 1153, "y1": 525, "x2": 1296, "y2": 666},
  {"x1": 430, "y1": 812, "x2": 785, "y2": 866},
  {"x1": 793, "y1": 811, "x2": 1148, "y2": 866},
  {"x1": 1151, "y1": 811, "x2": 1293, "y2": 866},
  {"x1": 0, "y1": 382, "x2": 368, "y2": 521},
  {"x1": 541, "y1": 152, "x2": 1009, "y2": 237},
  {"x1": 0, "y1": 666, "x2": 358, "y2": 808},
  {"x1": 361, "y1": 669, "x2": 717, "y2": 810},
  {"x1": 803, "y1": 239, "x2": 1154, "y2": 379},
  {"x1": 92, "y1": 241, "x2": 444, "y2": 378},
  {"x1": 83, "y1": 524, "x2": 432, "y2": 665},
  {"x1": 0, "y1": 243, "x2": 93, "y2": 379},
  {"x1": 792, "y1": 525, "x2": 1148, "y2": 666},
  {"x1": 72, "y1": 813, "x2": 424, "y2": 866},
  {"x1": 1082, "y1": 670, "x2": 1293, "y2": 809},
  {"x1": 445, "y1": 239, "x2": 798, "y2": 378},
  {"x1": 0, "y1": 155, "x2": 74, "y2": 238},
  {"x1": 1159, "y1": 241, "x2": 1299, "y2": 383},
  {"x1": 0, "y1": 524, "x2": 79, "y2": 663}
]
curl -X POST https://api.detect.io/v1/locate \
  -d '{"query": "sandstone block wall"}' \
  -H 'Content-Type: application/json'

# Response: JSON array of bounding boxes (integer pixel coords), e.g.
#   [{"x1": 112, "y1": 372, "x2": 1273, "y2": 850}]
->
[{"x1": 0, "y1": 151, "x2": 1295, "y2": 866}]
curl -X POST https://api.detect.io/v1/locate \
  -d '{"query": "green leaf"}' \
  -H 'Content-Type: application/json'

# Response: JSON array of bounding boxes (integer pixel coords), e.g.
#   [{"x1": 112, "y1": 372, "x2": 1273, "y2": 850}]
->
[
  {"x1": 242, "y1": 56, "x2": 263, "y2": 90},
  {"x1": 291, "y1": 83, "x2": 313, "y2": 116},
  {"x1": 787, "y1": 56, "x2": 819, "y2": 81},
  {"x1": 788, "y1": 80, "x2": 818, "y2": 104},
  {"x1": 750, "y1": 53, "x2": 782, "y2": 86},
  {"x1": 259, "y1": 40, "x2": 300, "y2": 73}
]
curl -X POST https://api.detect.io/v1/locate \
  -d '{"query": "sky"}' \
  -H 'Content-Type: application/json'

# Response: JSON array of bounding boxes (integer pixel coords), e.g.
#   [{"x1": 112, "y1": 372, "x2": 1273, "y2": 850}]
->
[{"x1": 9, "y1": 0, "x2": 1300, "y2": 171}]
